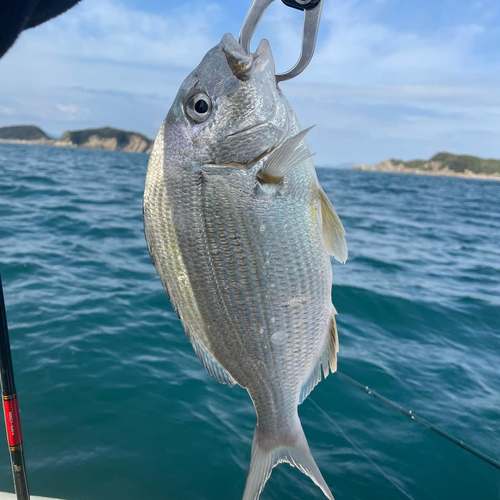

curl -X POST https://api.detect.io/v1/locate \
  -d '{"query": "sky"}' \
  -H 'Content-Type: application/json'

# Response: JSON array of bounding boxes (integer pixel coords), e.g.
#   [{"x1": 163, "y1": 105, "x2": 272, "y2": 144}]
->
[{"x1": 0, "y1": 0, "x2": 499, "y2": 166}]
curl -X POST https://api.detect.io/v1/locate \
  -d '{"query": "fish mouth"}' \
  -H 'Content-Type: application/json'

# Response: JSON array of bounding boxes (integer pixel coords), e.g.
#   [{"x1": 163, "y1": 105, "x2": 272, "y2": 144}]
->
[
  {"x1": 220, "y1": 34, "x2": 272, "y2": 80},
  {"x1": 220, "y1": 33, "x2": 253, "y2": 79}
]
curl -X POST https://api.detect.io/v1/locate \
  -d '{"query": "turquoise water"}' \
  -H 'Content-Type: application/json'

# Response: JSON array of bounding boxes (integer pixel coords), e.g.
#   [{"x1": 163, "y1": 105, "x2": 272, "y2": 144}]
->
[{"x1": 0, "y1": 142, "x2": 499, "y2": 500}]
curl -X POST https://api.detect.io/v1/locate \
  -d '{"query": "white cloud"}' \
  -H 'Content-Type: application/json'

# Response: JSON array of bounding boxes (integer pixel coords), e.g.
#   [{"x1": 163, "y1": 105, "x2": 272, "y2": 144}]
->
[
  {"x1": 261, "y1": 1, "x2": 490, "y2": 85},
  {"x1": 0, "y1": 0, "x2": 221, "y2": 96},
  {"x1": 261, "y1": 0, "x2": 500, "y2": 162},
  {"x1": 0, "y1": 106, "x2": 15, "y2": 115},
  {"x1": 56, "y1": 103, "x2": 88, "y2": 114},
  {"x1": 26, "y1": 0, "x2": 220, "y2": 67},
  {"x1": 0, "y1": 0, "x2": 224, "y2": 137},
  {"x1": 0, "y1": 0, "x2": 499, "y2": 163}
]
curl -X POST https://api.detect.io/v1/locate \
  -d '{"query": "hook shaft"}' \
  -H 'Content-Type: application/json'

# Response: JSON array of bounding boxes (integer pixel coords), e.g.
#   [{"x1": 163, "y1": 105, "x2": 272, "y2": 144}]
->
[{"x1": 239, "y1": 0, "x2": 323, "y2": 82}]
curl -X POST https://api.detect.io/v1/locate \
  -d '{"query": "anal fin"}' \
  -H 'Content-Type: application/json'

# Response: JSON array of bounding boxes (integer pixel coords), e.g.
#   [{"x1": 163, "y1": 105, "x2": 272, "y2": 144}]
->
[
  {"x1": 187, "y1": 329, "x2": 237, "y2": 387},
  {"x1": 299, "y1": 309, "x2": 339, "y2": 404}
]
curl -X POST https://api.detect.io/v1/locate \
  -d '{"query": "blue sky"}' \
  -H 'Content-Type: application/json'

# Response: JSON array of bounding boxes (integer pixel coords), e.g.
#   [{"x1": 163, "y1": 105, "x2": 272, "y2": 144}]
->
[{"x1": 1, "y1": 0, "x2": 499, "y2": 165}]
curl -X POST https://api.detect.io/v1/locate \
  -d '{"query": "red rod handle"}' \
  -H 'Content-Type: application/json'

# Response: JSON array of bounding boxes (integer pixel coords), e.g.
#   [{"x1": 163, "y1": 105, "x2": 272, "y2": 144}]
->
[{"x1": 0, "y1": 274, "x2": 30, "y2": 500}]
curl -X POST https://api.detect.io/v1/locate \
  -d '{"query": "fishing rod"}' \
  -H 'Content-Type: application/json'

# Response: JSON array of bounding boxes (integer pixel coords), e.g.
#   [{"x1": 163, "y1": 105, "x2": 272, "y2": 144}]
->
[
  {"x1": 0, "y1": 274, "x2": 30, "y2": 500},
  {"x1": 334, "y1": 370, "x2": 500, "y2": 471}
]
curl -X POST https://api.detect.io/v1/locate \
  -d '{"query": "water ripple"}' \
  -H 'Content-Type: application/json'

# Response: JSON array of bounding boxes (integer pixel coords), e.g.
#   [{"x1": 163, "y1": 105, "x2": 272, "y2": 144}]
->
[{"x1": 0, "y1": 144, "x2": 498, "y2": 500}]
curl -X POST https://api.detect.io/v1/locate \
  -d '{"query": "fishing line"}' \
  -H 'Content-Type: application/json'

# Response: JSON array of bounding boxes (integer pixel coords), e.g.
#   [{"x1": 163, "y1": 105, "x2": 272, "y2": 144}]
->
[
  {"x1": 309, "y1": 398, "x2": 415, "y2": 500},
  {"x1": 323, "y1": 371, "x2": 500, "y2": 471}
]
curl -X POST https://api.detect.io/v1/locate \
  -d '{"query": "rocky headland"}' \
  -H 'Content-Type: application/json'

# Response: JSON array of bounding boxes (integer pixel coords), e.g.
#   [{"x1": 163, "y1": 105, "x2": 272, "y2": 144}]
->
[
  {"x1": 353, "y1": 152, "x2": 500, "y2": 180},
  {"x1": 0, "y1": 125, "x2": 153, "y2": 154}
]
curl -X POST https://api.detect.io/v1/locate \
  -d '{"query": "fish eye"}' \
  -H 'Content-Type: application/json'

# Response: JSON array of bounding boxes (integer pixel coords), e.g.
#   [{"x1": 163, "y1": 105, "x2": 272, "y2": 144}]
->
[{"x1": 186, "y1": 93, "x2": 212, "y2": 123}]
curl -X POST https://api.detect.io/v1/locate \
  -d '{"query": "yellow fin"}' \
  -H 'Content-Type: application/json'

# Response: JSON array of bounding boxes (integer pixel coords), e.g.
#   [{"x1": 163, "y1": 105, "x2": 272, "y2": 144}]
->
[
  {"x1": 318, "y1": 186, "x2": 348, "y2": 263},
  {"x1": 299, "y1": 308, "x2": 339, "y2": 404}
]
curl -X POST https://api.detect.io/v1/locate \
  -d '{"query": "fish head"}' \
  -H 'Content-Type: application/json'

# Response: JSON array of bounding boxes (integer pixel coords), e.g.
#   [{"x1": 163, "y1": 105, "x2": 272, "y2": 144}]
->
[{"x1": 163, "y1": 33, "x2": 289, "y2": 168}]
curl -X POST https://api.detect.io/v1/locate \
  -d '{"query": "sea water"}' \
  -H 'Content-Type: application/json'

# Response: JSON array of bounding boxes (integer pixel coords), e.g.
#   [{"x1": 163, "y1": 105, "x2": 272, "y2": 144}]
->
[{"x1": 0, "y1": 143, "x2": 499, "y2": 500}]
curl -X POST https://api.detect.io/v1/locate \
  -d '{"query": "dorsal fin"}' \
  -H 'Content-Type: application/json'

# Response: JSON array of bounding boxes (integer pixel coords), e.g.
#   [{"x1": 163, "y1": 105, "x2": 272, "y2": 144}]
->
[
  {"x1": 317, "y1": 186, "x2": 348, "y2": 264},
  {"x1": 257, "y1": 126, "x2": 314, "y2": 183}
]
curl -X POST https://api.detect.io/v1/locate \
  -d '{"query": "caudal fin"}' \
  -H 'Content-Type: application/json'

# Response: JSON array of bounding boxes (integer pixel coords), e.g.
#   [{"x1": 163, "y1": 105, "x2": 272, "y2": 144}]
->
[{"x1": 242, "y1": 419, "x2": 334, "y2": 500}]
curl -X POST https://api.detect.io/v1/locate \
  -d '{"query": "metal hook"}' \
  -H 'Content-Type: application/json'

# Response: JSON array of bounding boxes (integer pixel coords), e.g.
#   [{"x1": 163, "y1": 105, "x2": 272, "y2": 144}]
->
[{"x1": 239, "y1": 0, "x2": 323, "y2": 83}]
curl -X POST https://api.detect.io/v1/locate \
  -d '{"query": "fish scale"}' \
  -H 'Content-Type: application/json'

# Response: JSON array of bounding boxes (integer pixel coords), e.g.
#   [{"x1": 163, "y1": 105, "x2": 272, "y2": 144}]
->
[{"x1": 143, "y1": 33, "x2": 347, "y2": 500}]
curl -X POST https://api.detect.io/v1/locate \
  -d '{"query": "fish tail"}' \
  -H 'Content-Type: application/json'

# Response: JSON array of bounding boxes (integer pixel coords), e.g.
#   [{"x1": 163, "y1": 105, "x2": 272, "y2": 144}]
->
[{"x1": 242, "y1": 416, "x2": 334, "y2": 500}]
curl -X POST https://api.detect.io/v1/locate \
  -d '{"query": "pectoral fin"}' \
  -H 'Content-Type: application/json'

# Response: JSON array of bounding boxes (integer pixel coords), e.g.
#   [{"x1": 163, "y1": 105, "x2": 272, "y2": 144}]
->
[
  {"x1": 317, "y1": 186, "x2": 348, "y2": 264},
  {"x1": 257, "y1": 127, "x2": 314, "y2": 183}
]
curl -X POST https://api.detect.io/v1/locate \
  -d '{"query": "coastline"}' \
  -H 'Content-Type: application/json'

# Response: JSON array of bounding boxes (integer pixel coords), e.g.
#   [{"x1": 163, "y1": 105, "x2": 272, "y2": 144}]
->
[
  {"x1": 352, "y1": 164, "x2": 500, "y2": 182},
  {"x1": 0, "y1": 138, "x2": 152, "y2": 154}
]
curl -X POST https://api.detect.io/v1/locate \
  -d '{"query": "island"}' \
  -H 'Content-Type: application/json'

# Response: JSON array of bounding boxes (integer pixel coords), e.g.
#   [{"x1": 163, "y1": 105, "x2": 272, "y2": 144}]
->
[
  {"x1": 0, "y1": 125, "x2": 153, "y2": 154},
  {"x1": 0, "y1": 125, "x2": 52, "y2": 141},
  {"x1": 353, "y1": 152, "x2": 500, "y2": 180}
]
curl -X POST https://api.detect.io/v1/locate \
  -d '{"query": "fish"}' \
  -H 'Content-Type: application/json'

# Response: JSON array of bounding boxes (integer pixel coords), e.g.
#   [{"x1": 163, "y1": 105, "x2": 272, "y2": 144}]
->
[{"x1": 143, "y1": 33, "x2": 347, "y2": 500}]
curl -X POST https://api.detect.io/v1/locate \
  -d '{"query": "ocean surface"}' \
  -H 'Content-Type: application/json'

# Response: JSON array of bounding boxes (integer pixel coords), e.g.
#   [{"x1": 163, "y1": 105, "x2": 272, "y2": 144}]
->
[{"x1": 0, "y1": 142, "x2": 499, "y2": 500}]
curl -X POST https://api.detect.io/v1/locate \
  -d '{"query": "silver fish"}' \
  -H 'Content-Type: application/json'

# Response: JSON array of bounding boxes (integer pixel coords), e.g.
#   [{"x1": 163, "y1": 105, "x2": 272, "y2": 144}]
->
[{"x1": 143, "y1": 33, "x2": 347, "y2": 500}]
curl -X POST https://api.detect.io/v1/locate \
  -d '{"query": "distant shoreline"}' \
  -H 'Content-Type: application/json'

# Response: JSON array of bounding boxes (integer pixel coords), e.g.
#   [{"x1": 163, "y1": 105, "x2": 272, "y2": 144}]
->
[
  {"x1": 352, "y1": 153, "x2": 500, "y2": 182},
  {"x1": 0, "y1": 138, "x2": 150, "y2": 154},
  {"x1": 0, "y1": 125, "x2": 153, "y2": 154},
  {"x1": 352, "y1": 165, "x2": 500, "y2": 182}
]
